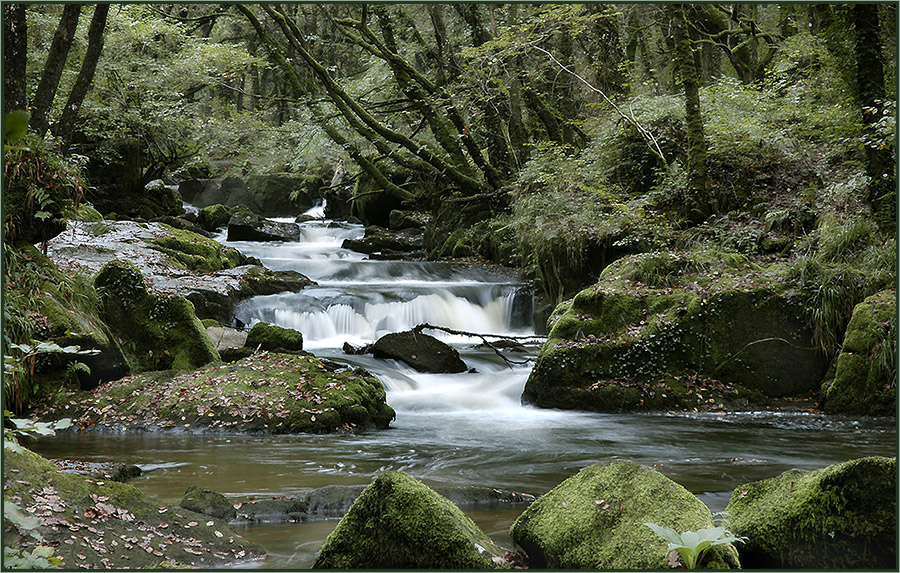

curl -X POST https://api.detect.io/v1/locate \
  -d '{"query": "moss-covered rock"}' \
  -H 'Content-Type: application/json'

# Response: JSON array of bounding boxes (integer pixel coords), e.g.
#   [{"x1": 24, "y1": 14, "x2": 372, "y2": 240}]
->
[
  {"x1": 94, "y1": 260, "x2": 220, "y2": 372},
  {"x1": 72, "y1": 203, "x2": 105, "y2": 222},
  {"x1": 341, "y1": 225, "x2": 425, "y2": 256},
  {"x1": 371, "y1": 330, "x2": 468, "y2": 373},
  {"x1": 238, "y1": 268, "x2": 315, "y2": 297},
  {"x1": 313, "y1": 471, "x2": 508, "y2": 569},
  {"x1": 3, "y1": 446, "x2": 264, "y2": 568},
  {"x1": 31, "y1": 352, "x2": 395, "y2": 433},
  {"x1": 145, "y1": 225, "x2": 246, "y2": 272},
  {"x1": 510, "y1": 461, "x2": 740, "y2": 569},
  {"x1": 245, "y1": 322, "x2": 303, "y2": 352},
  {"x1": 388, "y1": 209, "x2": 427, "y2": 231},
  {"x1": 523, "y1": 250, "x2": 826, "y2": 412},
  {"x1": 180, "y1": 486, "x2": 237, "y2": 521},
  {"x1": 726, "y1": 456, "x2": 896, "y2": 568},
  {"x1": 822, "y1": 289, "x2": 896, "y2": 415},
  {"x1": 197, "y1": 204, "x2": 232, "y2": 232}
]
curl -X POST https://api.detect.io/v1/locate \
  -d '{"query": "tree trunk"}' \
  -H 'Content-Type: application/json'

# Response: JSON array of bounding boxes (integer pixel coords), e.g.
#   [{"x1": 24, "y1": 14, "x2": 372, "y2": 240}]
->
[
  {"x1": 853, "y1": 4, "x2": 895, "y2": 234},
  {"x1": 30, "y1": 4, "x2": 81, "y2": 137},
  {"x1": 671, "y1": 4, "x2": 709, "y2": 222},
  {"x1": 3, "y1": 4, "x2": 27, "y2": 114},
  {"x1": 53, "y1": 4, "x2": 109, "y2": 148}
]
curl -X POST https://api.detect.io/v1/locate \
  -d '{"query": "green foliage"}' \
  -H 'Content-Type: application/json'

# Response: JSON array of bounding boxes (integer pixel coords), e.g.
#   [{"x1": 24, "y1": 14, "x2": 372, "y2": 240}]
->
[
  {"x1": 789, "y1": 214, "x2": 895, "y2": 356},
  {"x1": 4, "y1": 110, "x2": 31, "y2": 150},
  {"x1": 644, "y1": 522, "x2": 746, "y2": 569}
]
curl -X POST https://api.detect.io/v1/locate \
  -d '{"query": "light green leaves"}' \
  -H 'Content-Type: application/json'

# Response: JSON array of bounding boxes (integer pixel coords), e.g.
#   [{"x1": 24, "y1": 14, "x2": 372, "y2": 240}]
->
[
  {"x1": 4, "y1": 110, "x2": 30, "y2": 148},
  {"x1": 644, "y1": 522, "x2": 746, "y2": 569}
]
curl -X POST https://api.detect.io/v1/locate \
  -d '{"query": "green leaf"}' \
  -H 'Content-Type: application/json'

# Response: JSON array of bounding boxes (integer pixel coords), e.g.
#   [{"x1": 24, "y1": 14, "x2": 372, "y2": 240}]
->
[
  {"x1": 4, "y1": 110, "x2": 30, "y2": 143},
  {"x1": 34, "y1": 211, "x2": 52, "y2": 221}
]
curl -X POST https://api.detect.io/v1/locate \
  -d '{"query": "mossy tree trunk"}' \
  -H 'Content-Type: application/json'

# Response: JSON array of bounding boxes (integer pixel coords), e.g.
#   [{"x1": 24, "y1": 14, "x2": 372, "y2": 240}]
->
[
  {"x1": 671, "y1": 5, "x2": 709, "y2": 222},
  {"x1": 29, "y1": 4, "x2": 81, "y2": 138},
  {"x1": 852, "y1": 4, "x2": 896, "y2": 236},
  {"x1": 3, "y1": 3, "x2": 27, "y2": 113},
  {"x1": 53, "y1": 4, "x2": 109, "y2": 149}
]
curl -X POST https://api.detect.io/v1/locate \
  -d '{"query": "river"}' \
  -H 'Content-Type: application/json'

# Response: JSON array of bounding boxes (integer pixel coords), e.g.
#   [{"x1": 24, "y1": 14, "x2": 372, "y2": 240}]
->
[{"x1": 28, "y1": 208, "x2": 897, "y2": 568}]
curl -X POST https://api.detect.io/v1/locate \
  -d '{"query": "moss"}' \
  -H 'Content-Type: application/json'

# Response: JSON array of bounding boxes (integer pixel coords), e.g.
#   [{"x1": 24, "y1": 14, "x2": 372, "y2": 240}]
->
[
  {"x1": 94, "y1": 260, "x2": 220, "y2": 372},
  {"x1": 314, "y1": 471, "x2": 507, "y2": 569},
  {"x1": 31, "y1": 353, "x2": 395, "y2": 434},
  {"x1": 196, "y1": 204, "x2": 231, "y2": 231},
  {"x1": 245, "y1": 322, "x2": 303, "y2": 352},
  {"x1": 510, "y1": 461, "x2": 739, "y2": 569},
  {"x1": 72, "y1": 204, "x2": 104, "y2": 222},
  {"x1": 525, "y1": 252, "x2": 827, "y2": 412},
  {"x1": 3, "y1": 446, "x2": 264, "y2": 568},
  {"x1": 823, "y1": 289, "x2": 896, "y2": 415},
  {"x1": 145, "y1": 225, "x2": 245, "y2": 272},
  {"x1": 726, "y1": 456, "x2": 896, "y2": 568}
]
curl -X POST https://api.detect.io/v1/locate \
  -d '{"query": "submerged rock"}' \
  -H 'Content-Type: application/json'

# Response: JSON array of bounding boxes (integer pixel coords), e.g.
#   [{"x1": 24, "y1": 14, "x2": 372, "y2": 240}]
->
[
  {"x1": 510, "y1": 461, "x2": 740, "y2": 569},
  {"x1": 49, "y1": 459, "x2": 142, "y2": 482},
  {"x1": 524, "y1": 250, "x2": 826, "y2": 413},
  {"x1": 821, "y1": 289, "x2": 896, "y2": 415},
  {"x1": 313, "y1": 471, "x2": 508, "y2": 569},
  {"x1": 726, "y1": 456, "x2": 896, "y2": 568},
  {"x1": 181, "y1": 486, "x2": 237, "y2": 522},
  {"x1": 371, "y1": 330, "x2": 467, "y2": 373},
  {"x1": 31, "y1": 353, "x2": 395, "y2": 434},
  {"x1": 227, "y1": 211, "x2": 301, "y2": 242},
  {"x1": 4, "y1": 446, "x2": 264, "y2": 568}
]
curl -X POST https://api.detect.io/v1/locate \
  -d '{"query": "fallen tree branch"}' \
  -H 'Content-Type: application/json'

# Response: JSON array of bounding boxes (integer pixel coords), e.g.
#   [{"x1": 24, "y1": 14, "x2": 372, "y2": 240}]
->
[{"x1": 412, "y1": 323, "x2": 546, "y2": 369}]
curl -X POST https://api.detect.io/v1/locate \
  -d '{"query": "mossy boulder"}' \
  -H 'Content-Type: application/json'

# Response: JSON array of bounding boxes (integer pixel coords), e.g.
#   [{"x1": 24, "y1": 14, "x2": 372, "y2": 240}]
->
[
  {"x1": 388, "y1": 209, "x2": 426, "y2": 231},
  {"x1": 726, "y1": 456, "x2": 896, "y2": 568},
  {"x1": 197, "y1": 204, "x2": 232, "y2": 232},
  {"x1": 31, "y1": 353, "x2": 395, "y2": 433},
  {"x1": 822, "y1": 289, "x2": 896, "y2": 415},
  {"x1": 145, "y1": 225, "x2": 246, "y2": 272},
  {"x1": 180, "y1": 486, "x2": 237, "y2": 521},
  {"x1": 94, "y1": 260, "x2": 220, "y2": 372},
  {"x1": 72, "y1": 203, "x2": 104, "y2": 222},
  {"x1": 3, "y1": 446, "x2": 264, "y2": 568},
  {"x1": 313, "y1": 471, "x2": 508, "y2": 569},
  {"x1": 238, "y1": 268, "x2": 315, "y2": 297},
  {"x1": 523, "y1": 251, "x2": 826, "y2": 412},
  {"x1": 245, "y1": 322, "x2": 303, "y2": 352},
  {"x1": 510, "y1": 461, "x2": 740, "y2": 569},
  {"x1": 38, "y1": 292, "x2": 129, "y2": 389},
  {"x1": 371, "y1": 330, "x2": 467, "y2": 373}
]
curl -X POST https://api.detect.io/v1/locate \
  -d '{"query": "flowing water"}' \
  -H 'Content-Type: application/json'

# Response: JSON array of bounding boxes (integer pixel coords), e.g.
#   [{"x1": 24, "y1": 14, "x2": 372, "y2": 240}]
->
[{"x1": 29, "y1": 207, "x2": 897, "y2": 568}]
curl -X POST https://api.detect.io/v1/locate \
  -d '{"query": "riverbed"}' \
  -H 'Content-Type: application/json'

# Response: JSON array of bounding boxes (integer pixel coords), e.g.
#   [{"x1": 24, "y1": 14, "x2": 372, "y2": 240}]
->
[{"x1": 28, "y1": 211, "x2": 897, "y2": 568}]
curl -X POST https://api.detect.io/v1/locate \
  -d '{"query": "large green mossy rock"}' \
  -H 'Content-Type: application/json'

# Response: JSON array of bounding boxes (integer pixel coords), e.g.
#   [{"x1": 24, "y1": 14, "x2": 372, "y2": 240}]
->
[
  {"x1": 510, "y1": 461, "x2": 740, "y2": 569},
  {"x1": 94, "y1": 260, "x2": 220, "y2": 372},
  {"x1": 196, "y1": 204, "x2": 232, "y2": 232},
  {"x1": 145, "y1": 225, "x2": 246, "y2": 272},
  {"x1": 32, "y1": 353, "x2": 395, "y2": 433},
  {"x1": 245, "y1": 322, "x2": 303, "y2": 352},
  {"x1": 313, "y1": 471, "x2": 507, "y2": 569},
  {"x1": 3, "y1": 446, "x2": 263, "y2": 568},
  {"x1": 822, "y1": 289, "x2": 896, "y2": 415},
  {"x1": 726, "y1": 456, "x2": 896, "y2": 568},
  {"x1": 523, "y1": 250, "x2": 826, "y2": 412}
]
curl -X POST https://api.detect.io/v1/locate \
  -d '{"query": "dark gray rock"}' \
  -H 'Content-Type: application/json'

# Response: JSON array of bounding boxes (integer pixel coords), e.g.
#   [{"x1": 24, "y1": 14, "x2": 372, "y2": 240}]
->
[
  {"x1": 371, "y1": 330, "x2": 467, "y2": 373},
  {"x1": 227, "y1": 211, "x2": 301, "y2": 242},
  {"x1": 341, "y1": 226, "x2": 424, "y2": 255}
]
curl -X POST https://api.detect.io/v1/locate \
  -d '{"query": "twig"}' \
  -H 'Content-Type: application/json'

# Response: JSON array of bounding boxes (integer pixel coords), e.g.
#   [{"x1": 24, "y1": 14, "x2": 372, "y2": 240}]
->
[
  {"x1": 532, "y1": 45, "x2": 668, "y2": 169},
  {"x1": 412, "y1": 323, "x2": 546, "y2": 369}
]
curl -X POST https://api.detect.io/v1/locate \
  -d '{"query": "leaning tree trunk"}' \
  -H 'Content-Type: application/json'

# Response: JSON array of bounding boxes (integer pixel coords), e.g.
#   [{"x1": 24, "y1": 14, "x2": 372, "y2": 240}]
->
[
  {"x1": 671, "y1": 4, "x2": 709, "y2": 223},
  {"x1": 30, "y1": 4, "x2": 81, "y2": 137},
  {"x1": 54, "y1": 4, "x2": 109, "y2": 148},
  {"x1": 3, "y1": 4, "x2": 27, "y2": 114},
  {"x1": 853, "y1": 4, "x2": 895, "y2": 235}
]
